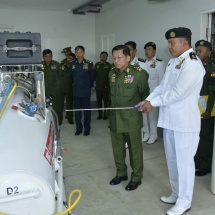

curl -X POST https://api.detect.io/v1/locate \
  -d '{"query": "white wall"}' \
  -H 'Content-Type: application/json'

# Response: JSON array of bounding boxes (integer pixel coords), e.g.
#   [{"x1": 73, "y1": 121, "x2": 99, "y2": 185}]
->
[
  {"x1": 0, "y1": 8, "x2": 96, "y2": 62},
  {"x1": 95, "y1": 0, "x2": 215, "y2": 64}
]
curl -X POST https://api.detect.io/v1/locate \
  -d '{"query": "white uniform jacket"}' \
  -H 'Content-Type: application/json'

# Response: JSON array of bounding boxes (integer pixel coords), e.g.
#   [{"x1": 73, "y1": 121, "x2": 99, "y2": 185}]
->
[
  {"x1": 145, "y1": 56, "x2": 165, "y2": 92},
  {"x1": 131, "y1": 56, "x2": 146, "y2": 70},
  {"x1": 146, "y1": 48, "x2": 205, "y2": 132}
]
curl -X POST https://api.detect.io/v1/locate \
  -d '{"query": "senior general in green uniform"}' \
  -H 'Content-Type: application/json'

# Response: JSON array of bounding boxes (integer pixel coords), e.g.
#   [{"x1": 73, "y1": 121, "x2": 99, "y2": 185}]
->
[
  {"x1": 40, "y1": 49, "x2": 61, "y2": 124},
  {"x1": 194, "y1": 40, "x2": 215, "y2": 176},
  {"x1": 109, "y1": 45, "x2": 149, "y2": 191}
]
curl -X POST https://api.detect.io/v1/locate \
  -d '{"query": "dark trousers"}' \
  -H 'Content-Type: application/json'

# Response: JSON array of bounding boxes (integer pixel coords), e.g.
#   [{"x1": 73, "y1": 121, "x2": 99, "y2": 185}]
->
[
  {"x1": 110, "y1": 130, "x2": 143, "y2": 182},
  {"x1": 96, "y1": 90, "x2": 109, "y2": 116},
  {"x1": 73, "y1": 97, "x2": 91, "y2": 132},
  {"x1": 195, "y1": 118, "x2": 214, "y2": 169},
  {"x1": 59, "y1": 91, "x2": 73, "y2": 123}
]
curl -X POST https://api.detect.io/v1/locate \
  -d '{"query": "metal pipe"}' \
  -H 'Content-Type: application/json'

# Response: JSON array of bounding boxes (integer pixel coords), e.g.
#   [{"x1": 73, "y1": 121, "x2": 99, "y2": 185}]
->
[
  {"x1": 57, "y1": 159, "x2": 63, "y2": 212},
  {"x1": 66, "y1": 106, "x2": 139, "y2": 112}
]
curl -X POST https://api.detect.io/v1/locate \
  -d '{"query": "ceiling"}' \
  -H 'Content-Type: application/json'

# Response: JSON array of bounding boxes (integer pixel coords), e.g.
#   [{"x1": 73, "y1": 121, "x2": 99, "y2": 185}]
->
[{"x1": 0, "y1": 0, "x2": 110, "y2": 12}]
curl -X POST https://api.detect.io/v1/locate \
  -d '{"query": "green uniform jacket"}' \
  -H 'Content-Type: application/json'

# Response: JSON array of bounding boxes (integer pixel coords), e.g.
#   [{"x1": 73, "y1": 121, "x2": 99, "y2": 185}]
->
[
  {"x1": 61, "y1": 58, "x2": 67, "y2": 65},
  {"x1": 200, "y1": 58, "x2": 215, "y2": 113},
  {"x1": 109, "y1": 64, "x2": 149, "y2": 133},
  {"x1": 95, "y1": 61, "x2": 112, "y2": 91},
  {"x1": 40, "y1": 60, "x2": 60, "y2": 96},
  {"x1": 59, "y1": 62, "x2": 73, "y2": 93}
]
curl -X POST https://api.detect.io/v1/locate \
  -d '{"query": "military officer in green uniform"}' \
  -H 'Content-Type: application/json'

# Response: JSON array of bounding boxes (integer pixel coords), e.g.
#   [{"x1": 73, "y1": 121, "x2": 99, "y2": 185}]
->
[
  {"x1": 40, "y1": 49, "x2": 61, "y2": 124},
  {"x1": 109, "y1": 45, "x2": 149, "y2": 191},
  {"x1": 61, "y1": 47, "x2": 72, "y2": 64},
  {"x1": 95, "y1": 51, "x2": 112, "y2": 120},
  {"x1": 59, "y1": 53, "x2": 76, "y2": 124},
  {"x1": 195, "y1": 40, "x2": 215, "y2": 176},
  {"x1": 210, "y1": 50, "x2": 215, "y2": 64}
]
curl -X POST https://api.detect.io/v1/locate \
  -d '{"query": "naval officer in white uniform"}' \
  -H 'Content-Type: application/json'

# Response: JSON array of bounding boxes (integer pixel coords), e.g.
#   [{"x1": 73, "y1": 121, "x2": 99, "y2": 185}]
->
[
  {"x1": 137, "y1": 27, "x2": 205, "y2": 215},
  {"x1": 142, "y1": 42, "x2": 165, "y2": 144},
  {"x1": 124, "y1": 41, "x2": 147, "y2": 71}
]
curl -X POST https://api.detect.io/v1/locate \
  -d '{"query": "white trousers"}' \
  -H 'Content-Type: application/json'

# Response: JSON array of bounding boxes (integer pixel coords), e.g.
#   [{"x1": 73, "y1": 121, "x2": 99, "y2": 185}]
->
[
  {"x1": 142, "y1": 107, "x2": 158, "y2": 139},
  {"x1": 163, "y1": 129, "x2": 199, "y2": 208}
]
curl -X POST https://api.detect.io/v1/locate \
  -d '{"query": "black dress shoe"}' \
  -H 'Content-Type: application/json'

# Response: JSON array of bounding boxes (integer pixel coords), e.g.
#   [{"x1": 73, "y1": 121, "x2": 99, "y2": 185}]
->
[
  {"x1": 103, "y1": 115, "x2": 108, "y2": 120},
  {"x1": 109, "y1": 176, "x2": 128, "y2": 185},
  {"x1": 68, "y1": 120, "x2": 74, "y2": 124},
  {"x1": 195, "y1": 168, "x2": 211, "y2": 176},
  {"x1": 75, "y1": 130, "x2": 82, "y2": 135},
  {"x1": 125, "y1": 180, "x2": 141, "y2": 191},
  {"x1": 97, "y1": 115, "x2": 102, "y2": 120},
  {"x1": 84, "y1": 131, "x2": 90, "y2": 136}
]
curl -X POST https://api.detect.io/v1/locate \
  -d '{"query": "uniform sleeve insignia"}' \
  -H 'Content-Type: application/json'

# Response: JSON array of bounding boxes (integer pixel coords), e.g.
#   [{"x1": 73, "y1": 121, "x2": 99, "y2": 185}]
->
[{"x1": 189, "y1": 52, "x2": 197, "y2": 60}]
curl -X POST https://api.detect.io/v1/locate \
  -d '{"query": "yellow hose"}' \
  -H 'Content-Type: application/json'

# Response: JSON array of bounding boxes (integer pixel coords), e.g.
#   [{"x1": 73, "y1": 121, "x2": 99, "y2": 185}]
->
[
  {"x1": 54, "y1": 189, "x2": 82, "y2": 215},
  {"x1": 0, "y1": 189, "x2": 82, "y2": 215},
  {"x1": 0, "y1": 81, "x2": 17, "y2": 119}
]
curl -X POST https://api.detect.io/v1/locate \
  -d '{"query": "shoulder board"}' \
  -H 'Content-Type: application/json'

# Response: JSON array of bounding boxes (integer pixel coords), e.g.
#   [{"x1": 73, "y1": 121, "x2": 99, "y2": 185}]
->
[
  {"x1": 189, "y1": 52, "x2": 197, "y2": 60},
  {"x1": 52, "y1": 60, "x2": 60, "y2": 64},
  {"x1": 138, "y1": 58, "x2": 146, "y2": 63},
  {"x1": 156, "y1": 58, "x2": 163, "y2": 62},
  {"x1": 134, "y1": 66, "x2": 143, "y2": 72},
  {"x1": 86, "y1": 59, "x2": 92, "y2": 64},
  {"x1": 60, "y1": 62, "x2": 66, "y2": 67},
  {"x1": 110, "y1": 66, "x2": 115, "y2": 70}
]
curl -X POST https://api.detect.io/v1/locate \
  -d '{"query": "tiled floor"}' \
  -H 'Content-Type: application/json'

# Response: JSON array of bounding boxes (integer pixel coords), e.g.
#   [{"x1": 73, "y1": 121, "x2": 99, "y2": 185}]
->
[{"x1": 60, "y1": 112, "x2": 215, "y2": 215}]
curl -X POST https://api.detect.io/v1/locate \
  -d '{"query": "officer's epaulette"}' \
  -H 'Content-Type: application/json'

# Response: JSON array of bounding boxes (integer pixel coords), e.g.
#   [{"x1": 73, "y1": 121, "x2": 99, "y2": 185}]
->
[
  {"x1": 85, "y1": 59, "x2": 93, "y2": 64},
  {"x1": 156, "y1": 58, "x2": 163, "y2": 62},
  {"x1": 60, "y1": 62, "x2": 66, "y2": 67},
  {"x1": 189, "y1": 52, "x2": 197, "y2": 60},
  {"x1": 52, "y1": 60, "x2": 60, "y2": 64},
  {"x1": 138, "y1": 58, "x2": 146, "y2": 63},
  {"x1": 110, "y1": 65, "x2": 115, "y2": 70},
  {"x1": 134, "y1": 66, "x2": 143, "y2": 72}
]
